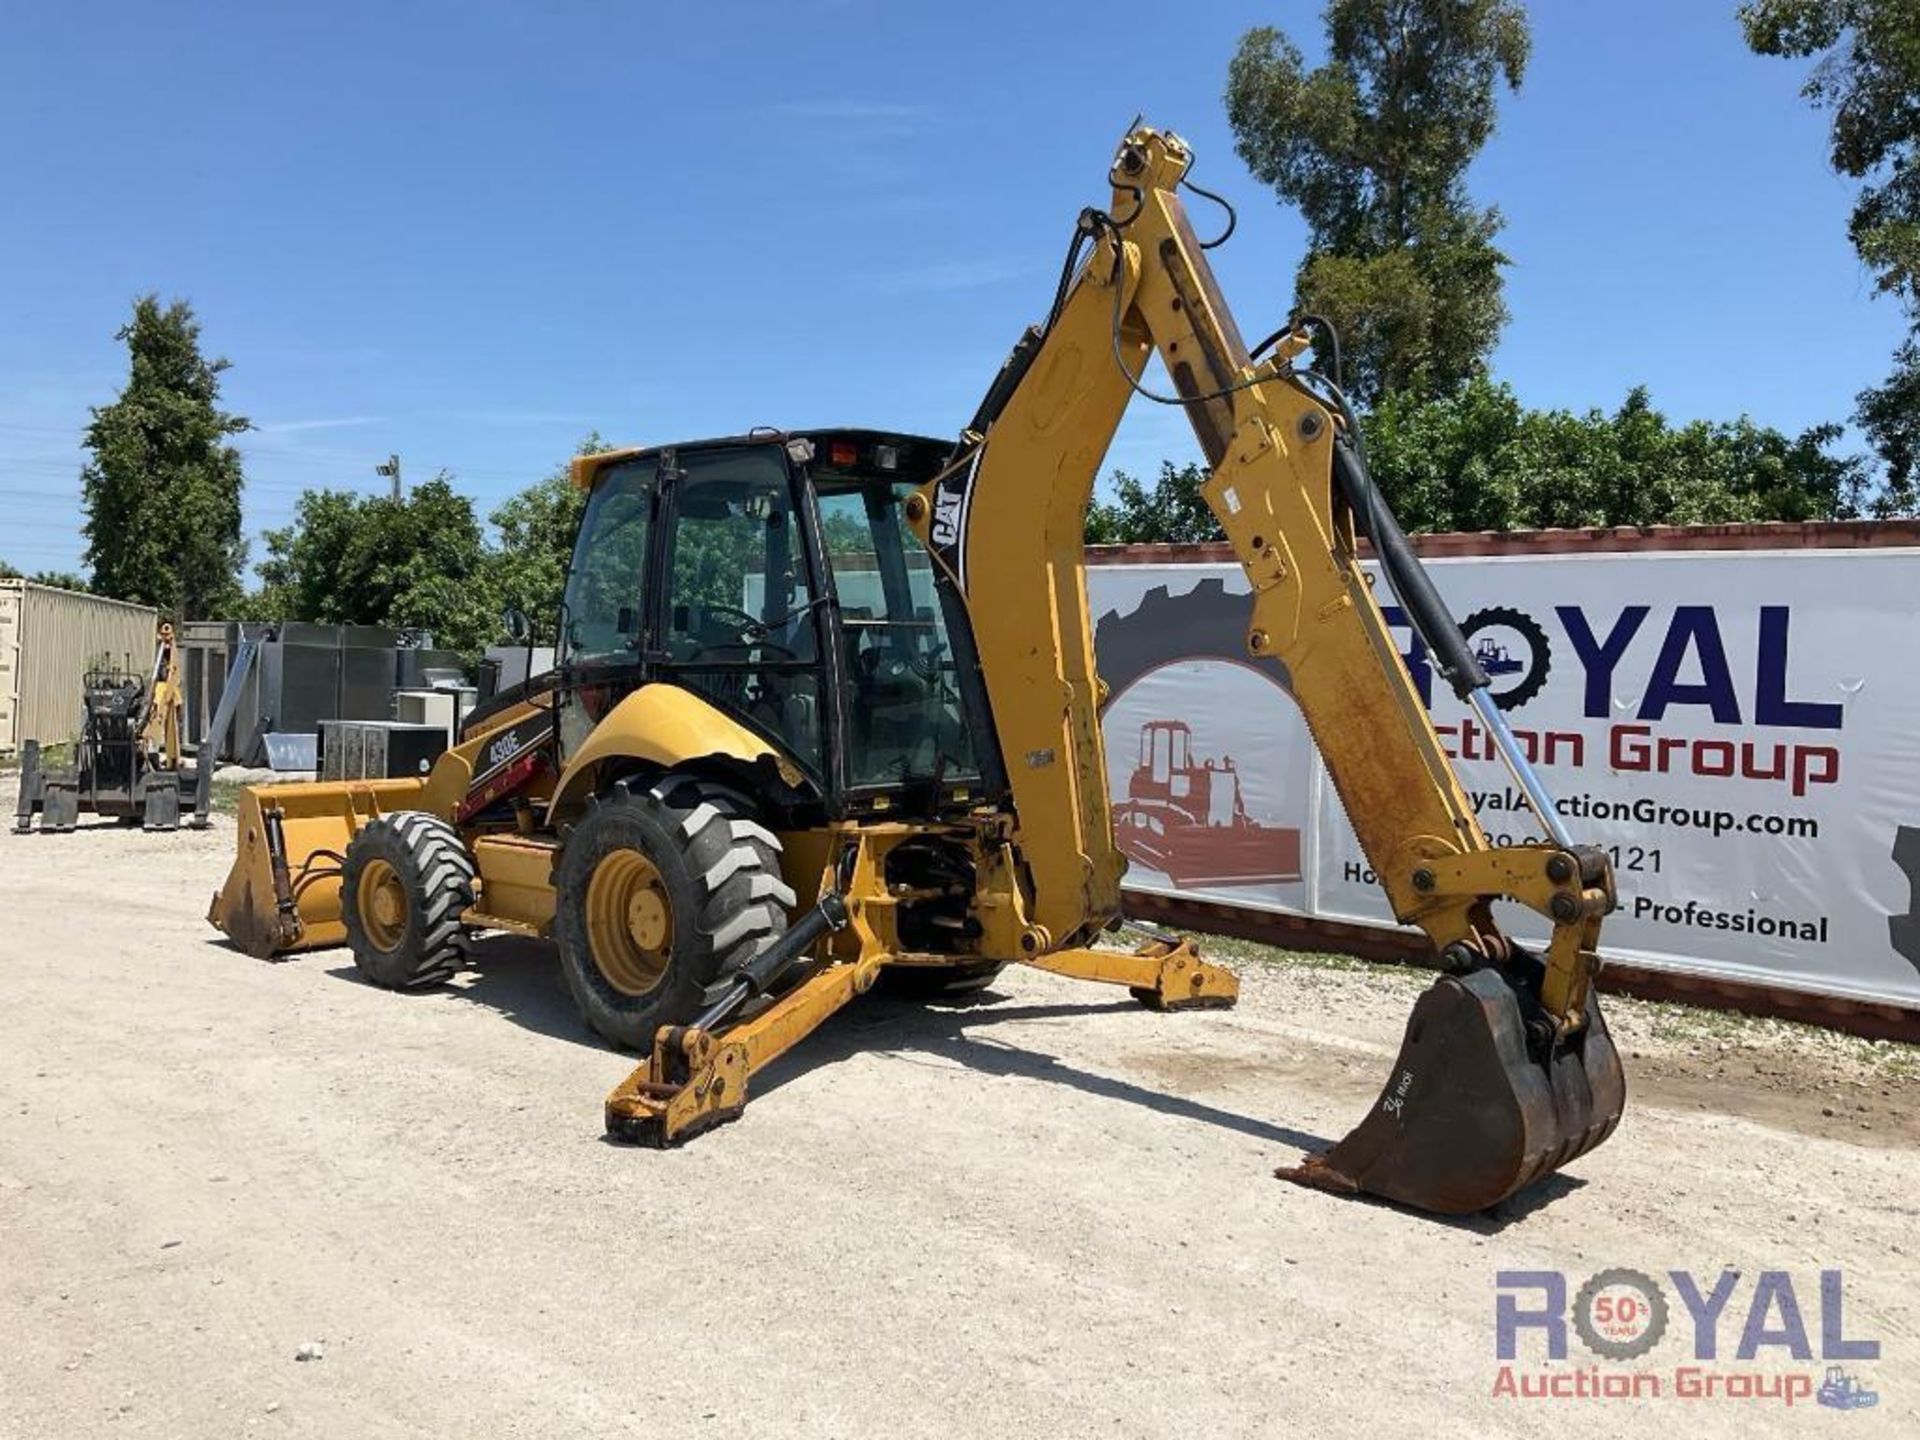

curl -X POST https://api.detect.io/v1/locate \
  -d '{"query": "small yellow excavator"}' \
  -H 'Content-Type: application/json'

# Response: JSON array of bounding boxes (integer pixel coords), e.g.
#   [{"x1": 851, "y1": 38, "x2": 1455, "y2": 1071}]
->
[
  {"x1": 16, "y1": 621, "x2": 199, "y2": 833},
  {"x1": 209, "y1": 123, "x2": 1625, "y2": 1214}
]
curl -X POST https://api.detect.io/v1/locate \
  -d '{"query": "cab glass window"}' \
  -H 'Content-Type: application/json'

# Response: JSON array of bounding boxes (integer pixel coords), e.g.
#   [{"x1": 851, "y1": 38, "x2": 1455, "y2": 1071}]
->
[
  {"x1": 817, "y1": 481, "x2": 981, "y2": 788},
  {"x1": 661, "y1": 445, "x2": 822, "y2": 772},
  {"x1": 559, "y1": 458, "x2": 655, "y2": 665}
]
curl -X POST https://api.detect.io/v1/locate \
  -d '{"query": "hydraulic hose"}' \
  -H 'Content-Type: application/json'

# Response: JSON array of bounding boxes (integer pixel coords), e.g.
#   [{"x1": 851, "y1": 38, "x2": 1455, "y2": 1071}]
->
[
  {"x1": 1328, "y1": 435, "x2": 1575, "y2": 850},
  {"x1": 690, "y1": 890, "x2": 850, "y2": 1034},
  {"x1": 1329, "y1": 437, "x2": 1488, "y2": 701}
]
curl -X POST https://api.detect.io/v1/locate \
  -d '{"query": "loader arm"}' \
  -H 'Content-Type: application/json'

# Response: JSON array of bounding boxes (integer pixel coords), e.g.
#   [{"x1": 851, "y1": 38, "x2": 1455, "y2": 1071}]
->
[{"x1": 907, "y1": 125, "x2": 1624, "y2": 1212}]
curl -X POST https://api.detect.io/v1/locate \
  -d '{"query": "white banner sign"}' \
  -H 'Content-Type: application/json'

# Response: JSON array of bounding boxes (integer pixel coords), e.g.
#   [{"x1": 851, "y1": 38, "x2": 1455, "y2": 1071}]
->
[{"x1": 1089, "y1": 550, "x2": 1920, "y2": 1010}]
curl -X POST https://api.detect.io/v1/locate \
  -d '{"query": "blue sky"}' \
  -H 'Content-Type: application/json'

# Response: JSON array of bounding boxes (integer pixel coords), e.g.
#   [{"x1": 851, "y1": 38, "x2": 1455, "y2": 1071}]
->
[{"x1": 0, "y1": 1, "x2": 1901, "y2": 577}]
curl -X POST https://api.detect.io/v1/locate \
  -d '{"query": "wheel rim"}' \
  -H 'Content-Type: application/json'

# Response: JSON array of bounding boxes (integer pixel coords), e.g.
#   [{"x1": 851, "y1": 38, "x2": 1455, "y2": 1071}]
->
[
  {"x1": 585, "y1": 849, "x2": 674, "y2": 997},
  {"x1": 356, "y1": 858, "x2": 409, "y2": 953}
]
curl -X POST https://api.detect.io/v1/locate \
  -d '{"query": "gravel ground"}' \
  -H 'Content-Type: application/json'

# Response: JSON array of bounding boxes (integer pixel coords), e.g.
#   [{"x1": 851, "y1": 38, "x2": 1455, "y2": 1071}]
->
[{"x1": 2, "y1": 781, "x2": 1916, "y2": 1437}]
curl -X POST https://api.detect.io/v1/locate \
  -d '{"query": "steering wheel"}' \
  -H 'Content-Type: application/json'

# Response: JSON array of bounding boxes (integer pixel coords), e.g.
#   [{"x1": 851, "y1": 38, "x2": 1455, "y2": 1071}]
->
[
  {"x1": 907, "y1": 638, "x2": 948, "y2": 681},
  {"x1": 857, "y1": 646, "x2": 929, "y2": 696},
  {"x1": 688, "y1": 603, "x2": 799, "y2": 663}
]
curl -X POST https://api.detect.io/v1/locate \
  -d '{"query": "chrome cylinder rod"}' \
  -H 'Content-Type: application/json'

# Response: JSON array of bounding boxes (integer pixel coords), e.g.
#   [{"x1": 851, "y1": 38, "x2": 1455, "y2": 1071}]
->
[{"x1": 1468, "y1": 687, "x2": 1575, "y2": 851}]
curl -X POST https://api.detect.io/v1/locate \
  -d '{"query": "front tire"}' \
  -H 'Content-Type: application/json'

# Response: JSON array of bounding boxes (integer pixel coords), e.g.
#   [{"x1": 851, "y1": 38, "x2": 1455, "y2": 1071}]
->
[
  {"x1": 554, "y1": 776, "x2": 793, "y2": 1051},
  {"x1": 340, "y1": 812, "x2": 476, "y2": 989}
]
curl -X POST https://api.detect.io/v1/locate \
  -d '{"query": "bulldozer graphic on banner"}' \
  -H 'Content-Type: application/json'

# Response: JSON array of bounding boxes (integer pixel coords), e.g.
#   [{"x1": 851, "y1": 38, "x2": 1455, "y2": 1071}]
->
[
  {"x1": 1113, "y1": 719, "x2": 1302, "y2": 888},
  {"x1": 1473, "y1": 635, "x2": 1527, "y2": 678}
]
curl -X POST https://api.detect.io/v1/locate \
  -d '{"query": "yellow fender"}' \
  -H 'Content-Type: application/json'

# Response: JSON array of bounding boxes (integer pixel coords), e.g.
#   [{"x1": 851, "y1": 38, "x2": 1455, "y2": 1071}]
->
[{"x1": 549, "y1": 682, "x2": 792, "y2": 816}]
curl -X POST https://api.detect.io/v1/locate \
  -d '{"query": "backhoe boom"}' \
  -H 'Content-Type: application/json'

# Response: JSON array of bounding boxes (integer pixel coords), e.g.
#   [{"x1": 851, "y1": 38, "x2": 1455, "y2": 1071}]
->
[{"x1": 905, "y1": 125, "x2": 1625, "y2": 1212}]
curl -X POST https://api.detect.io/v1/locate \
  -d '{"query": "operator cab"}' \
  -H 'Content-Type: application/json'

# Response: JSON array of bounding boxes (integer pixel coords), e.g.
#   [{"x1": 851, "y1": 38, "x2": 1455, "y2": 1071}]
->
[{"x1": 554, "y1": 429, "x2": 1002, "y2": 818}]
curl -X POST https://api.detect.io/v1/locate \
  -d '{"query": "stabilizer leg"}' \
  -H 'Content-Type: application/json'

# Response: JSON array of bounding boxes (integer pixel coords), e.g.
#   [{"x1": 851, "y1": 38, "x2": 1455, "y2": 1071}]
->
[
  {"x1": 142, "y1": 773, "x2": 182, "y2": 831},
  {"x1": 604, "y1": 960, "x2": 866, "y2": 1146},
  {"x1": 1023, "y1": 937, "x2": 1239, "y2": 1010},
  {"x1": 40, "y1": 776, "x2": 80, "y2": 833},
  {"x1": 12, "y1": 739, "x2": 42, "y2": 833}
]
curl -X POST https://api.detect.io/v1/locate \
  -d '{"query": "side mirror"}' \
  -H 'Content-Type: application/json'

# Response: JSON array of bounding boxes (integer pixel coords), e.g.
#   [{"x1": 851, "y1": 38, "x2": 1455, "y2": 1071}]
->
[{"x1": 502, "y1": 606, "x2": 531, "y2": 643}]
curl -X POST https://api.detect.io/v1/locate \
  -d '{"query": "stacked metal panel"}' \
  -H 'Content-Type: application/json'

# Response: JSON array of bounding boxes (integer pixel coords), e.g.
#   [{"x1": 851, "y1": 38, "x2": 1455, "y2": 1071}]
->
[
  {"x1": 176, "y1": 621, "x2": 470, "y2": 765},
  {"x1": 318, "y1": 719, "x2": 447, "y2": 780}
]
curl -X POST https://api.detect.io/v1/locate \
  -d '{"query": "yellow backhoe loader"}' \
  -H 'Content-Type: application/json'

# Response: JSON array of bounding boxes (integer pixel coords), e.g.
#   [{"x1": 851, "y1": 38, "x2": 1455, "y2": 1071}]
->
[{"x1": 209, "y1": 123, "x2": 1625, "y2": 1214}]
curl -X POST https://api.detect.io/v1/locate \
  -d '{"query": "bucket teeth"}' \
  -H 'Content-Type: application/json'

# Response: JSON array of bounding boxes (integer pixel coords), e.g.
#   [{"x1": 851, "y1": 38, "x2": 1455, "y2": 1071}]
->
[{"x1": 1278, "y1": 964, "x2": 1626, "y2": 1215}]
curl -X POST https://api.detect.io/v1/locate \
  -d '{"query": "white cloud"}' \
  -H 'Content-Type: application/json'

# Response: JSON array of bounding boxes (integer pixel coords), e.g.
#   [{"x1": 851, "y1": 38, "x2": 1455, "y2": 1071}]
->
[{"x1": 251, "y1": 416, "x2": 387, "y2": 435}]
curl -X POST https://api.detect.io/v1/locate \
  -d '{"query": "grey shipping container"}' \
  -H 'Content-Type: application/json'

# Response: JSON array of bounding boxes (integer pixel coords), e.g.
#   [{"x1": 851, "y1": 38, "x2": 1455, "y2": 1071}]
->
[{"x1": 0, "y1": 579, "x2": 161, "y2": 754}]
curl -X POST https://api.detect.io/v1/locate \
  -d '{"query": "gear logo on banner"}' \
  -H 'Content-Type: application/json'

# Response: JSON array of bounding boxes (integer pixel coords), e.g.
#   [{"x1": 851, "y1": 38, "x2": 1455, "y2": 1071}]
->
[
  {"x1": 1891, "y1": 825, "x2": 1920, "y2": 973},
  {"x1": 1459, "y1": 605, "x2": 1551, "y2": 712},
  {"x1": 1092, "y1": 578, "x2": 1293, "y2": 710}
]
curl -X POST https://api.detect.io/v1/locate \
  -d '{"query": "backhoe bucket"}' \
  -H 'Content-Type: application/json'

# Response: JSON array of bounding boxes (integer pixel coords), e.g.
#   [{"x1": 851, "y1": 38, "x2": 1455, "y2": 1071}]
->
[{"x1": 1280, "y1": 966, "x2": 1625, "y2": 1215}]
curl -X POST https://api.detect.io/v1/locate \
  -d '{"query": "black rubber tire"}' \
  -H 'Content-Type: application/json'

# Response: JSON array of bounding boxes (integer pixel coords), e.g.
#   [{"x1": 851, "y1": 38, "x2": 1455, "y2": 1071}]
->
[
  {"x1": 340, "y1": 811, "x2": 476, "y2": 989},
  {"x1": 876, "y1": 959, "x2": 1006, "y2": 999},
  {"x1": 553, "y1": 775, "x2": 793, "y2": 1051}
]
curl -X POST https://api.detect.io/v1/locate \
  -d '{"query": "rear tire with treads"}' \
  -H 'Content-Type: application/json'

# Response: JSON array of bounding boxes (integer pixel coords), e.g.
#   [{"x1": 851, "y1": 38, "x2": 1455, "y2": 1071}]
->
[
  {"x1": 554, "y1": 775, "x2": 794, "y2": 1051},
  {"x1": 340, "y1": 811, "x2": 476, "y2": 989}
]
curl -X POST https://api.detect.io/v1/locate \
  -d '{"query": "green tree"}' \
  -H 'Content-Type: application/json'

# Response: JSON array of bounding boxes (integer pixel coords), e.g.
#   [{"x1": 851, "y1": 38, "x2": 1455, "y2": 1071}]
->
[
  {"x1": 487, "y1": 433, "x2": 603, "y2": 638},
  {"x1": 1362, "y1": 376, "x2": 1869, "y2": 531},
  {"x1": 0, "y1": 560, "x2": 85, "y2": 591},
  {"x1": 1085, "y1": 381, "x2": 1868, "y2": 541},
  {"x1": 27, "y1": 570, "x2": 91, "y2": 592},
  {"x1": 1226, "y1": 0, "x2": 1530, "y2": 405},
  {"x1": 254, "y1": 474, "x2": 498, "y2": 652},
  {"x1": 1086, "y1": 462, "x2": 1223, "y2": 543},
  {"x1": 1854, "y1": 338, "x2": 1919, "y2": 509},
  {"x1": 1742, "y1": 0, "x2": 1920, "y2": 513},
  {"x1": 81, "y1": 295, "x2": 249, "y2": 614}
]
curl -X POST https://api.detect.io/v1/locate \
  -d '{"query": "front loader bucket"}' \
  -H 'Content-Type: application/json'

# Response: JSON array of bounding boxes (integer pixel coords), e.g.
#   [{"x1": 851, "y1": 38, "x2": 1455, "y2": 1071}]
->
[
  {"x1": 208, "y1": 778, "x2": 428, "y2": 958},
  {"x1": 1280, "y1": 965, "x2": 1625, "y2": 1215}
]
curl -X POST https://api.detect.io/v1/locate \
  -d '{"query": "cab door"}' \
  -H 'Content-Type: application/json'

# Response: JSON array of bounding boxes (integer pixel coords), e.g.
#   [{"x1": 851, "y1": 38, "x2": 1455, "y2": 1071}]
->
[
  {"x1": 652, "y1": 443, "x2": 827, "y2": 780},
  {"x1": 555, "y1": 453, "x2": 662, "y2": 765}
]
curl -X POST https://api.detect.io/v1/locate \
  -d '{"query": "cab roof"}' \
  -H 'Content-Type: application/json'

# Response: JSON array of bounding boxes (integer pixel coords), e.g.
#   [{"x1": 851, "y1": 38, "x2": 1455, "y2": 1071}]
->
[{"x1": 568, "y1": 427, "x2": 949, "y2": 491}]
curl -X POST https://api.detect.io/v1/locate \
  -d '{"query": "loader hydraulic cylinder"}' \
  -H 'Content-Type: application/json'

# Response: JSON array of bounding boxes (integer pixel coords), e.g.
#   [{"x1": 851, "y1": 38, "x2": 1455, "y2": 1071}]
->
[{"x1": 691, "y1": 889, "x2": 851, "y2": 1034}]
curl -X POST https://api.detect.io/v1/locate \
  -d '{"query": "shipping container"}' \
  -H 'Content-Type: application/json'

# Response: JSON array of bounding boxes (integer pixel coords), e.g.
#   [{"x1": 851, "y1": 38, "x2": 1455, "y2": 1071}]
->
[{"x1": 0, "y1": 579, "x2": 161, "y2": 754}]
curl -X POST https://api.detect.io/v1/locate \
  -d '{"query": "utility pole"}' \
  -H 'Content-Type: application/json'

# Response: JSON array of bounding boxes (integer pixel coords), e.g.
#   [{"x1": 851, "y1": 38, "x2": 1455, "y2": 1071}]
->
[{"x1": 375, "y1": 453, "x2": 402, "y2": 500}]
